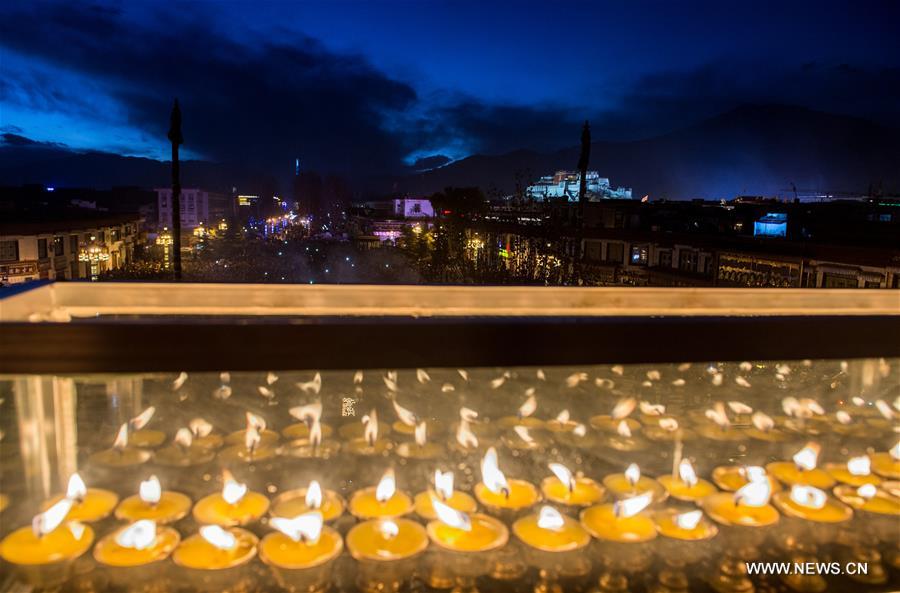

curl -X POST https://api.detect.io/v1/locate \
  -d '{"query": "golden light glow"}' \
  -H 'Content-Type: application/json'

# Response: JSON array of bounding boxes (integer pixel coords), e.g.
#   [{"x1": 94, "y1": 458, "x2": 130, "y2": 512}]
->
[
  {"x1": 200, "y1": 525, "x2": 237, "y2": 550},
  {"x1": 189, "y1": 417, "x2": 213, "y2": 437},
  {"x1": 139, "y1": 476, "x2": 162, "y2": 505},
  {"x1": 392, "y1": 400, "x2": 417, "y2": 426},
  {"x1": 115, "y1": 520, "x2": 157, "y2": 550},
  {"x1": 67, "y1": 473, "x2": 88, "y2": 500},
  {"x1": 613, "y1": 492, "x2": 652, "y2": 518},
  {"x1": 174, "y1": 428, "x2": 193, "y2": 448},
  {"x1": 518, "y1": 394, "x2": 537, "y2": 418},
  {"x1": 675, "y1": 510, "x2": 703, "y2": 530},
  {"x1": 481, "y1": 447, "x2": 509, "y2": 496},
  {"x1": 375, "y1": 469, "x2": 396, "y2": 503},
  {"x1": 513, "y1": 425, "x2": 534, "y2": 444},
  {"x1": 414, "y1": 422, "x2": 427, "y2": 447},
  {"x1": 270, "y1": 512, "x2": 323, "y2": 543},
  {"x1": 131, "y1": 406, "x2": 156, "y2": 430},
  {"x1": 548, "y1": 462, "x2": 575, "y2": 492},
  {"x1": 113, "y1": 423, "x2": 129, "y2": 450},
  {"x1": 222, "y1": 472, "x2": 248, "y2": 505},
  {"x1": 792, "y1": 443, "x2": 820, "y2": 471},
  {"x1": 751, "y1": 411, "x2": 774, "y2": 432},
  {"x1": 659, "y1": 418, "x2": 679, "y2": 431},
  {"x1": 611, "y1": 397, "x2": 636, "y2": 420},
  {"x1": 536, "y1": 506, "x2": 565, "y2": 531},
  {"x1": 790, "y1": 485, "x2": 827, "y2": 510},
  {"x1": 616, "y1": 420, "x2": 632, "y2": 438},
  {"x1": 556, "y1": 409, "x2": 570, "y2": 423},
  {"x1": 305, "y1": 481, "x2": 323, "y2": 509}
]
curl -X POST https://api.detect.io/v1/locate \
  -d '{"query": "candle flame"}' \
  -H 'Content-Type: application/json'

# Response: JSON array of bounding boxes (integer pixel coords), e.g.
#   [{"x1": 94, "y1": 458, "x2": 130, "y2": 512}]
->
[
  {"x1": 441, "y1": 383, "x2": 455, "y2": 392},
  {"x1": 566, "y1": 372, "x2": 588, "y2": 387},
  {"x1": 457, "y1": 369, "x2": 469, "y2": 381},
  {"x1": 66, "y1": 473, "x2": 87, "y2": 500},
  {"x1": 742, "y1": 466, "x2": 767, "y2": 483},
  {"x1": 353, "y1": 370, "x2": 364, "y2": 384},
  {"x1": 113, "y1": 423, "x2": 129, "y2": 450},
  {"x1": 675, "y1": 510, "x2": 703, "y2": 530},
  {"x1": 257, "y1": 386, "x2": 275, "y2": 399},
  {"x1": 851, "y1": 396, "x2": 866, "y2": 407},
  {"x1": 537, "y1": 506, "x2": 565, "y2": 530},
  {"x1": 611, "y1": 397, "x2": 636, "y2": 420},
  {"x1": 130, "y1": 406, "x2": 155, "y2": 430},
  {"x1": 245, "y1": 425, "x2": 261, "y2": 452},
  {"x1": 290, "y1": 402, "x2": 322, "y2": 425},
  {"x1": 116, "y1": 520, "x2": 157, "y2": 550},
  {"x1": 548, "y1": 462, "x2": 575, "y2": 491},
  {"x1": 266, "y1": 371, "x2": 278, "y2": 385},
  {"x1": 379, "y1": 520, "x2": 399, "y2": 539},
  {"x1": 875, "y1": 399, "x2": 895, "y2": 420},
  {"x1": 415, "y1": 421, "x2": 427, "y2": 446},
  {"x1": 790, "y1": 485, "x2": 827, "y2": 510},
  {"x1": 220, "y1": 371, "x2": 231, "y2": 384},
  {"x1": 490, "y1": 375, "x2": 506, "y2": 389},
  {"x1": 296, "y1": 372, "x2": 322, "y2": 395},
  {"x1": 309, "y1": 417, "x2": 323, "y2": 447},
  {"x1": 383, "y1": 373, "x2": 399, "y2": 392},
  {"x1": 728, "y1": 401, "x2": 753, "y2": 415},
  {"x1": 611, "y1": 364, "x2": 624, "y2": 376},
  {"x1": 659, "y1": 418, "x2": 679, "y2": 432},
  {"x1": 595, "y1": 378, "x2": 615, "y2": 389},
  {"x1": 305, "y1": 480, "x2": 323, "y2": 509},
  {"x1": 200, "y1": 525, "x2": 237, "y2": 550},
  {"x1": 625, "y1": 463, "x2": 641, "y2": 487},
  {"x1": 271, "y1": 512, "x2": 323, "y2": 543},
  {"x1": 639, "y1": 402, "x2": 666, "y2": 416},
  {"x1": 616, "y1": 420, "x2": 632, "y2": 438},
  {"x1": 33, "y1": 498, "x2": 72, "y2": 537},
  {"x1": 614, "y1": 492, "x2": 652, "y2": 518},
  {"x1": 222, "y1": 472, "x2": 248, "y2": 505},
  {"x1": 792, "y1": 443, "x2": 820, "y2": 471},
  {"x1": 416, "y1": 368, "x2": 431, "y2": 383},
  {"x1": 459, "y1": 407, "x2": 478, "y2": 422},
  {"x1": 536, "y1": 369, "x2": 546, "y2": 380},
  {"x1": 847, "y1": 456, "x2": 871, "y2": 476},
  {"x1": 481, "y1": 447, "x2": 510, "y2": 496},
  {"x1": 646, "y1": 369, "x2": 661, "y2": 381},
  {"x1": 735, "y1": 377, "x2": 752, "y2": 388},
  {"x1": 363, "y1": 409, "x2": 379, "y2": 445},
  {"x1": 435, "y1": 470, "x2": 454, "y2": 500},
  {"x1": 705, "y1": 403, "x2": 730, "y2": 429},
  {"x1": 139, "y1": 475, "x2": 162, "y2": 505},
  {"x1": 375, "y1": 468, "x2": 396, "y2": 502},
  {"x1": 68, "y1": 521, "x2": 86, "y2": 541},
  {"x1": 189, "y1": 417, "x2": 213, "y2": 437},
  {"x1": 513, "y1": 425, "x2": 535, "y2": 444},
  {"x1": 671, "y1": 378, "x2": 686, "y2": 387},
  {"x1": 392, "y1": 400, "x2": 417, "y2": 426},
  {"x1": 835, "y1": 411, "x2": 852, "y2": 425},
  {"x1": 891, "y1": 441, "x2": 900, "y2": 461},
  {"x1": 174, "y1": 428, "x2": 193, "y2": 448},
  {"x1": 751, "y1": 411, "x2": 775, "y2": 432},
  {"x1": 456, "y1": 420, "x2": 479, "y2": 449},
  {"x1": 573, "y1": 423, "x2": 587, "y2": 437},
  {"x1": 172, "y1": 371, "x2": 188, "y2": 390},
  {"x1": 857, "y1": 483, "x2": 877, "y2": 499},
  {"x1": 245, "y1": 411, "x2": 266, "y2": 432},
  {"x1": 678, "y1": 459, "x2": 698, "y2": 487},
  {"x1": 432, "y1": 497, "x2": 472, "y2": 531},
  {"x1": 734, "y1": 479, "x2": 771, "y2": 507},
  {"x1": 556, "y1": 409, "x2": 570, "y2": 423},
  {"x1": 518, "y1": 394, "x2": 537, "y2": 418}
]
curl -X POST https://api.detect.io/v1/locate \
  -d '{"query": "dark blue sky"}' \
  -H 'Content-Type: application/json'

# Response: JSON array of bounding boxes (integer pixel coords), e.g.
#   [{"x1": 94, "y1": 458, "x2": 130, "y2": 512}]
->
[{"x1": 1, "y1": 0, "x2": 898, "y2": 176}]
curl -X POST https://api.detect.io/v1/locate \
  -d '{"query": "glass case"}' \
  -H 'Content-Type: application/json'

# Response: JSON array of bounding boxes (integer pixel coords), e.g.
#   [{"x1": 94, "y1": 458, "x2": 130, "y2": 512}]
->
[{"x1": 1, "y1": 283, "x2": 899, "y2": 593}]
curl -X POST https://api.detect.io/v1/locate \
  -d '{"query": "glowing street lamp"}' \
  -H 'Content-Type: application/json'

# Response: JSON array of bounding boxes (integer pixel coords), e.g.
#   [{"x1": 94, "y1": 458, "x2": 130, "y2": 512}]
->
[
  {"x1": 192, "y1": 222, "x2": 207, "y2": 239},
  {"x1": 156, "y1": 227, "x2": 173, "y2": 270},
  {"x1": 78, "y1": 235, "x2": 110, "y2": 281}
]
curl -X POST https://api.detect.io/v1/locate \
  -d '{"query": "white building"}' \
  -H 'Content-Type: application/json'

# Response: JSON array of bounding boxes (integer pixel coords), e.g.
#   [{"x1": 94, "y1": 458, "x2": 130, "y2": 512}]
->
[
  {"x1": 156, "y1": 188, "x2": 229, "y2": 230},
  {"x1": 526, "y1": 170, "x2": 632, "y2": 201},
  {"x1": 392, "y1": 197, "x2": 434, "y2": 218}
]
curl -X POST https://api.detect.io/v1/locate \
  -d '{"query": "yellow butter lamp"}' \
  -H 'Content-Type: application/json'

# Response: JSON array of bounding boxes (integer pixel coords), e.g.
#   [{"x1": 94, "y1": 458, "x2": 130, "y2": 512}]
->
[
  {"x1": 603, "y1": 463, "x2": 666, "y2": 502},
  {"x1": 870, "y1": 441, "x2": 900, "y2": 479},
  {"x1": 397, "y1": 421, "x2": 443, "y2": 460},
  {"x1": 474, "y1": 447, "x2": 540, "y2": 513},
  {"x1": 349, "y1": 468, "x2": 413, "y2": 519},
  {"x1": 283, "y1": 401, "x2": 334, "y2": 440},
  {"x1": 497, "y1": 390, "x2": 545, "y2": 429},
  {"x1": 346, "y1": 517, "x2": 429, "y2": 562},
  {"x1": 193, "y1": 471, "x2": 269, "y2": 526},
  {"x1": 173, "y1": 525, "x2": 258, "y2": 570},
  {"x1": 711, "y1": 464, "x2": 782, "y2": 493},
  {"x1": 220, "y1": 412, "x2": 278, "y2": 463},
  {"x1": 541, "y1": 462, "x2": 605, "y2": 508},
  {"x1": 451, "y1": 418, "x2": 483, "y2": 454},
  {"x1": 590, "y1": 396, "x2": 641, "y2": 434},
  {"x1": 128, "y1": 406, "x2": 166, "y2": 448},
  {"x1": 391, "y1": 398, "x2": 419, "y2": 434},
  {"x1": 701, "y1": 476, "x2": 779, "y2": 528},
  {"x1": 271, "y1": 479, "x2": 345, "y2": 522},
  {"x1": 115, "y1": 475, "x2": 192, "y2": 524},
  {"x1": 188, "y1": 417, "x2": 224, "y2": 450},
  {"x1": 43, "y1": 473, "x2": 118, "y2": 523},
  {"x1": 696, "y1": 402, "x2": 746, "y2": 442},
  {"x1": 767, "y1": 442, "x2": 835, "y2": 489},
  {"x1": 580, "y1": 491, "x2": 657, "y2": 543},
  {"x1": 773, "y1": 485, "x2": 852, "y2": 523},
  {"x1": 154, "y1": 428, "x2": 215, "y2": 466},
  {"x1": 833, "y1": 483, "x2": 900, "y2": 516},
  {"x1": 654, "y1": 508, "x2": 718, "y2": 541},
  {"x1": 260, "y1": 511, "x2": 343, "y2": 572},
  {"x1": 513, "y1": 505, "x2": 590, "y2": 552},
  {"x1": 89, "y1": 423, "x2": 151, "y2": 467},
  {"x1": 826, "y1": 455, "x2": 882, "y2": 487},
  {"x1": 744, "y1": 411, "x2": 789, "y2": 442},
  {"x1": 545, "y1": 408, "x2": 581, "y2": 433},
  {"x1": 0, "y1": 498, "x2": 95, "y2": 584},
  {"x1": 658, "y1": 459, "x2": 717, "y2": 502},
  {"x1": 414, "y1": 470, "x2": 477, "y2": 520},
  {"x1": 426, "y1": 497, "x2": 508, "y2": 553},
  {"x1": 346, "y1": 409, "x2": 390, "y2": 456},
  {"x1": 93, "y1": 519, "x2": 180, "y2": 567}
]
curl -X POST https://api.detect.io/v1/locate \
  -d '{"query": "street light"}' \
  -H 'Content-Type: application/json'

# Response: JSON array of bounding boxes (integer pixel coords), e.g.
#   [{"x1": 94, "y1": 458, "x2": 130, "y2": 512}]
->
[
  {"x1": 156, "y1": 227, "x2": 173, "y2": 270},
  {"x1": 78, "y1": 235, "x2": 110, "y2": 281}
]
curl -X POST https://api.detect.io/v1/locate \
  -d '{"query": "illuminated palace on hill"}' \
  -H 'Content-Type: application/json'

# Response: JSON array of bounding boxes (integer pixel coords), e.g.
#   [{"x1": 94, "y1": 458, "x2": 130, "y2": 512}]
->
[{"x1": 526, "y1": 170, "x2": 633, "y2": 201}]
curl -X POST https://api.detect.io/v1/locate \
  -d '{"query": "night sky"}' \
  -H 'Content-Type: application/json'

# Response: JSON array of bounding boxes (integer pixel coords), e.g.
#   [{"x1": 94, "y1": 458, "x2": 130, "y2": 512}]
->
[{"x1": 1, "y1": 0, "x2": 898, "y2": 179}]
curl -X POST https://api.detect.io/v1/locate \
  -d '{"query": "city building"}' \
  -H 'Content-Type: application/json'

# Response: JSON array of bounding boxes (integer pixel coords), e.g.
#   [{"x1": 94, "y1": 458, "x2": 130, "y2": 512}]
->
[
  {"x1": 349, "y1": 197, "x2": 434, "y2": 246},
  {"x1": 392, "y1": 197, "x2": 434, "y2": 218},
  {"x1": 155, "y1": 188, "x2": 229, "y2": 230},
  {"x1": 0, "y1": 213, "x2": 145, "y2": 284},
  {"x1": 526, "y1": 170, "x2": 632, "y2": 201}
]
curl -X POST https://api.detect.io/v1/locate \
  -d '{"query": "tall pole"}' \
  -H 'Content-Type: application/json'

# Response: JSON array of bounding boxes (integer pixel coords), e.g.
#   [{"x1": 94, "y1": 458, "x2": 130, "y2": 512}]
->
[
  {"x1": 168, "y1": 99, "x2": 184, "y2": 280},
  {"x1": 576, "y1": 120, "x2": 591, "y2": 261}
]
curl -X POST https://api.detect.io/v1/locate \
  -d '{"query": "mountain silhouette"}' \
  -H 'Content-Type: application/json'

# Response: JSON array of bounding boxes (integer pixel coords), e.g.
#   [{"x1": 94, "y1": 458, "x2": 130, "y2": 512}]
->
[
  {"x1": 396, "y1": 104, "x2": 900, "y2": 199},
  {"x1": 2, "y1": 104, "x2": 897, "y2": 199}
]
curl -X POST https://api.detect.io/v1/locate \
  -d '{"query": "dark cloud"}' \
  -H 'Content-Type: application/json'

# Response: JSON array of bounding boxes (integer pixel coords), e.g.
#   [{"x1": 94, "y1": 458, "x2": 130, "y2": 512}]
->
[
  {"x1": 410, "y1": 155, "x2": 452, "y2": 171},
  {"x1": 1, "y1": 132, "x2": 67, "y2": 149}
]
